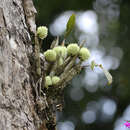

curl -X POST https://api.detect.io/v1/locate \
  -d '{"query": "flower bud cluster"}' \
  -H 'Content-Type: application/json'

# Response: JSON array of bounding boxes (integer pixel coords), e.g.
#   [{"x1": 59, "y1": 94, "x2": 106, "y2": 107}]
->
[
  {"x1": 44, "y1": 43, "x2": 90, "y2": 63},
  {"x1": 43, "y1": 40, "x2": 91, "y2": 89},
  {"x1": 67, "y1": 43, "x2": 90, "y2": 61},
  {"x1": 45, "y1": 75, "x2": 60, "y2": 88}
]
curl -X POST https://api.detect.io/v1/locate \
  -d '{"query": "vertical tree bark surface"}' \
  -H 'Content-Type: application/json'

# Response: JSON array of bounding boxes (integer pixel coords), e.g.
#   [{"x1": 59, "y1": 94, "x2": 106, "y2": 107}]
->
[{"x1": 0, "y1": 0, "x2": 42, "y2": 129}]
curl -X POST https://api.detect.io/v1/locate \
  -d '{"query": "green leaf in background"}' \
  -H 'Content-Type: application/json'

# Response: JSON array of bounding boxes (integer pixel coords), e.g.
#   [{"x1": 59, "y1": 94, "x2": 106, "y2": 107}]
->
[{"x1": 64, "y1": 14, "x2": 76, "y2": 38}]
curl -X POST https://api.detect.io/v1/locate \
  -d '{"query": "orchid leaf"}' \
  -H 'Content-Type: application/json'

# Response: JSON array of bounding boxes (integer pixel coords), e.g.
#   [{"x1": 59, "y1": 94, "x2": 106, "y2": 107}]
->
[{"x1": 64, "y1": 14, "x2": 76, "y2": 38}]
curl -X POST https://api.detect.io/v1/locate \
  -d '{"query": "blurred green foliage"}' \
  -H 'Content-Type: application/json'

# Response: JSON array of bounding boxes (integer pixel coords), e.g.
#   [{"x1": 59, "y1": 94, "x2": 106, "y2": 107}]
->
[{"x1": 33, "y1": 0, "x2": 130, "y2": 130}]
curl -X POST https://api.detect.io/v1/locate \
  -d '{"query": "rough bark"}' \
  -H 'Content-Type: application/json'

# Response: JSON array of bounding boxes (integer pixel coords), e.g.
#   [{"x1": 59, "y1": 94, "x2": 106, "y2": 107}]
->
[{"x1": 0, "y1": 0, "x2": 43, "y2": 129}]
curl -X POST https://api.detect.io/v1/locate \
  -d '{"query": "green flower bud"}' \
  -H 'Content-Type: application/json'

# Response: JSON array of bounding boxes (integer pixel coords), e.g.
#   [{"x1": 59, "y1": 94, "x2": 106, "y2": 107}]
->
[
  {"x1": 52, "y1": 76, "x2": 60, "y2": 85},
  {"x1": 44, "y1": 49, "x2": 57, "y2": 62},
  {"x1": 53, "y1": 46, "x2": 67, "y2": 58},
  {"x1": 79, "y1": 47, "x2": 90, "y2": 61},
  {"x1": 45, "y1": 76, "x2": 52, "y2": 87},
  {"x1": 67, "y1": 43, "x2": 80, "y2": 56},
  {"x1": 37, "y1": 26, "x2": 48, "y2": 39},
  {"x1": 61, "y1": 46, "x2": 67, "y2": 58},
  {"x1": 58, "y1": 57, "x2": 64, "y2": 66}
]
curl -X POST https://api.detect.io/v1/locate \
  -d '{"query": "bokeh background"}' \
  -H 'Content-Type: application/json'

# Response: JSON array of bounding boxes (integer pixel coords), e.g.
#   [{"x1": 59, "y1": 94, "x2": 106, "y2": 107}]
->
[{"x1": 33, "y1": 0, "x2": 130, "y2": 130}]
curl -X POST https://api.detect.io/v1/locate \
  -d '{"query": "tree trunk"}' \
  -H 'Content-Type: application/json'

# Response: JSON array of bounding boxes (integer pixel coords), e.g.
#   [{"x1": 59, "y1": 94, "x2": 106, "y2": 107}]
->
[{"x1": 0, "y1": 0, "x2": 46, "y2": 129}]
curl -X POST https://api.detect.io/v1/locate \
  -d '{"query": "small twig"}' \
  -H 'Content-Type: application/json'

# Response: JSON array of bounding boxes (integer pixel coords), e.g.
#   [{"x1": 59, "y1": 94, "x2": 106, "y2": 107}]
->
[
  {"x1": 49, "y1": 54, "x2": 61, "y2": 76},
  {"x1": 79, "y1": 40, "x2": 86, "y2": 48},
  {"x1": 35, "y1": 77, "x2": 42, "y2": 97},
  {"x1": 55, "y1": 56, "x2": 71, "y2": 75},
  {"x1": 63, "y1": 55, "x2": 77, "y2": 73},
  {"x1": 34, "y1": 34, "x2": 41, "y2": 78},
  {"x1": 61, "y1": 39, "x2": 65, "y2": 46},
  {"x1": 50, "y1": 37, "x2": 59, "y2": 49},
  {"x1": 56, "y1": 61, "x2": 82, "y2": 87}
]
